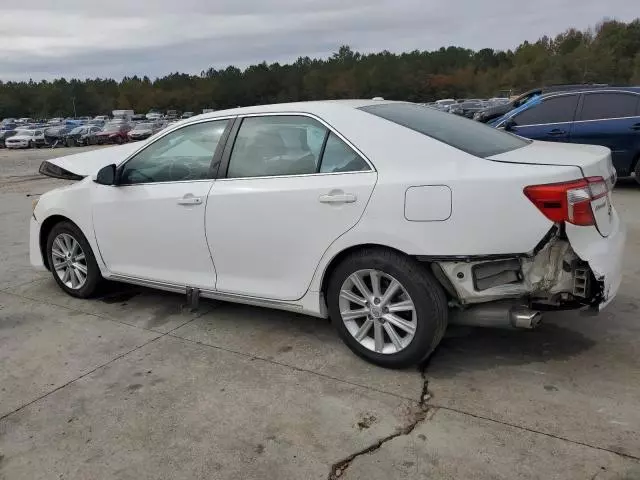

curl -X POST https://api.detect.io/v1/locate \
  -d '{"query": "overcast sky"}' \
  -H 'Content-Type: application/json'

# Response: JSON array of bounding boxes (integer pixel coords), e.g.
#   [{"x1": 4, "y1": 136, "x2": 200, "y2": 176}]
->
[{"x1": 0, "y1": 0, "x2": 635, "y2": 81}]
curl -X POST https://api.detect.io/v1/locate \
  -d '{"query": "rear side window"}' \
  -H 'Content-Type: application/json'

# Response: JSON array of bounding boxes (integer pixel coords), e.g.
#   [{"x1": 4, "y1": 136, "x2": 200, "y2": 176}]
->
[
  {"x1": 579, "y1": 93, "x2": 640, "y2": 121},
  {"x1": 226, "y1": 115, "x2": 371, "y2": 178},
  {"x1": 513, "y1": 95, "x2": 578, "y2": 125},
  {"x1": 360, "y1": 103, "x2": 529, "y2": 158}
]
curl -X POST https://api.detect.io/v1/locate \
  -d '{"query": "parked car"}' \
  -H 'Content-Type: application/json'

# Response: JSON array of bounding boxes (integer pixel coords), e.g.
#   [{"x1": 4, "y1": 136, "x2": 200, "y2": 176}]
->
[
  {"x1": 493, "y1": 88, "x2": 640, "y2": 181},
  {"x1": 5, "y1": 129, "x2": 45, "y2": 149},
  {"x1": 449, "y1": 101, "x2": 486, "y2": 118},
  {"x1": 95, "y1": 123, "x2": 131, "y2": 144},
  {"x1": 47, "y1": 117, "x2": 64, "y2": 126},
  {"x1": 64, "y1": 125, "x2": 103, "y2": 146},
  {"x1": 474, "y1": 84, "x2": 612, "y2": 123},
  {"x1": 434, "y1": 99, "x2": 457, "y2": 110},
  {"x1": 0, "y1": 124, "x2": 18, "y2": 147},
  {"x1": 88, "y1": 119, "x2": 105, "y2": 128},
  {"x1": 94, "y1": 115, "x2": 109, "y2": 122},
  {"x1": 181, "y1": 112, "x2": 195, "y2": 119},
  {"x1": 146, "y1": 112, "x2": 163, "y2": 121},
  {"x1": 33, "y1": 100, "x2": 624, "y2": 368},
  {"x1": 44, "y1": 124, "x2": 76, "y2": 146},
  {"x1": 128, "y1": 122, "x2": 162, "y2": 141}
]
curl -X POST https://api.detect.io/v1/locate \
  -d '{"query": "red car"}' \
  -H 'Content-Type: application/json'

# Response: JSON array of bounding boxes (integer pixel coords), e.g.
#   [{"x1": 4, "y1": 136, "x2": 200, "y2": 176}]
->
[{"x1": 95, "y1": 123, "x2": 132, "y2": 144}]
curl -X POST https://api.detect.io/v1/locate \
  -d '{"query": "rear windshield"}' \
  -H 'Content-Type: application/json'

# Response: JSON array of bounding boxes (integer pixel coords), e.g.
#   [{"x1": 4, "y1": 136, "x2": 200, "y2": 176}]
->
[{"x1": 360, "y1": 103, "x2": 530, "y2": 158}]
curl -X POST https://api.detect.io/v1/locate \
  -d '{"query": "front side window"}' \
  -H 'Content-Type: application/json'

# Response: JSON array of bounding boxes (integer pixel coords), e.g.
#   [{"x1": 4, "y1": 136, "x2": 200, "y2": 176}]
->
[
  {"x1": 513, "y1": 95, "x2": 579, "y2": 125},
  {"x1": 579, "y1": 93, "x2": 640, "y2": 121},
  {"x1": 120, "y1": 120, "x2": 228, "y2": 185}
]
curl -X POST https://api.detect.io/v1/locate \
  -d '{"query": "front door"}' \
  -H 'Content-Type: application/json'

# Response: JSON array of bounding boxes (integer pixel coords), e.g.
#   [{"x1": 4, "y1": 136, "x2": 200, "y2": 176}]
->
[
  {"x1": 206, "y1": 114, "x2": 377, "y2": 301},
  {"x1": 508, "y1": 93, "x2": 580, "y2": 143},
  {"x1": 92, "y1": 119, "x2": 231, "y2": 289}
]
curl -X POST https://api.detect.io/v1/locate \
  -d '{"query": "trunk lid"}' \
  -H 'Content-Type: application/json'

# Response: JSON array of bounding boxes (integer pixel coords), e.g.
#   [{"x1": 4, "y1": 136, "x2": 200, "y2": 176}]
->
[
  {"x1": 38, "y1": 143, "x2": 139, "y2": 180},
  {"x1": 490, "y1": 140, "x2": 616, "y2": 237}
]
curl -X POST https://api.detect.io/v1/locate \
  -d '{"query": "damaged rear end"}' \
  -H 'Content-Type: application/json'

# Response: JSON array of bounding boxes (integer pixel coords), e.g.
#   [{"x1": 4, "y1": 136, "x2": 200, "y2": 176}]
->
[{"x1": 436, "y1": 141, "x2": 626, "y2": 329}]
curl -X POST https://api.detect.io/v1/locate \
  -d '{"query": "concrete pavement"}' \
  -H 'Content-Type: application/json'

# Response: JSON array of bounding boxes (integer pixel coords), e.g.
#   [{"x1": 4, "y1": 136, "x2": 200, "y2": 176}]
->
[{"x1": 1, "y1": 147, "x2": 639, "y2": 479}]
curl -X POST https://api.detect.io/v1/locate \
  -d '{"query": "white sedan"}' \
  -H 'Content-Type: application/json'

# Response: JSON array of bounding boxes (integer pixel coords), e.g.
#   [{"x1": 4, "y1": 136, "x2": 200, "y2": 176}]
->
[
  {"x1": 6, "y1": 129, "x2": 45, "y2": 148},
  {"x1": 31, "y1": 101, "x2": 625, "y2": 368}
]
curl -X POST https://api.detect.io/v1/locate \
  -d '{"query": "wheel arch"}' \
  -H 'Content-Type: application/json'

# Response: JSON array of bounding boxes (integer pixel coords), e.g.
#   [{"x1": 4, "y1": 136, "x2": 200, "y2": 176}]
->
[
  {"x1": 319, "y1": 243, "x2": 422, "y2": 297},
  {"x1": 39, "y1": 214, "x2": 78, "y2": 270}
]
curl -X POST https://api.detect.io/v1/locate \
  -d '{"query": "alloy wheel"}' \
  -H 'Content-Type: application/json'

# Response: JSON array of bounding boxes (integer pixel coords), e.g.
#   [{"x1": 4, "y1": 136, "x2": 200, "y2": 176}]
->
[
  {"x1": 51, "y1": 233, "x2": 88, "y2": 290},
  {"x1": 339, "y1": 269, "x2": 417, "y2": 354}
]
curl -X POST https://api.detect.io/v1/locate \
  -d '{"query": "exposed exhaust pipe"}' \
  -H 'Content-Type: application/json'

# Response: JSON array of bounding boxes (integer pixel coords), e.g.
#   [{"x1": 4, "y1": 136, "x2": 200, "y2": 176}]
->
[{"x1": 449, "y1": 301, "x2": 542, "y2": 330}]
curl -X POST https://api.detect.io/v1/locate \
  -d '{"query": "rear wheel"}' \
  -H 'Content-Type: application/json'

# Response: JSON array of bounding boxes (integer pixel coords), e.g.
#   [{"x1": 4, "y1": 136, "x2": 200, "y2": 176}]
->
[
  {"x1": 327, "y1": 248, "x2": 448, "y2": 368},
  {"x1": 46, "y1": 221, "x2": 102, "y2": 298},
  {"x1": 634, "y1": 156, "x2": 640, "y2": 186}
]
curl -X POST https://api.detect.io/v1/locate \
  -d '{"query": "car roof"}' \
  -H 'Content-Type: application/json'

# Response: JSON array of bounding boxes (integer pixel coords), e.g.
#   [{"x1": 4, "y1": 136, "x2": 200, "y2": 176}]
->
[
  {"x1": 189, "y1": 99, "x2": 395, "y2": 122},
  {"x1": 539, "y1": 86, "x2": 640, "y2": 99}
]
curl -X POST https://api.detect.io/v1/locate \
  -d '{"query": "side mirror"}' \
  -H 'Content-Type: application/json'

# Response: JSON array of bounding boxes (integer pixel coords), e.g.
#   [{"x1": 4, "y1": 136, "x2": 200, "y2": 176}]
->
[
  {"x1": 94, "y1": 164, "x2": 116, "y2": 185},
  {"x1": 503, "y1": 118, "x2": 516, "y2": 131}
]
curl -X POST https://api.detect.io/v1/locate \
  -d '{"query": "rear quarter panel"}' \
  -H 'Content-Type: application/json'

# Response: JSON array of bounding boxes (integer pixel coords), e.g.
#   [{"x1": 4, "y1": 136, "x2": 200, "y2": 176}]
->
[{"x1": 303, "y1": 109, "x2": 585, "y2": 293}]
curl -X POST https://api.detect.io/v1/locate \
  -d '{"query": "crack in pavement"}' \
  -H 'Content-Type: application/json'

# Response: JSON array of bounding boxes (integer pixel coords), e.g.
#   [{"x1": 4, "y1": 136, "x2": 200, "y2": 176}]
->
[
  {"x1": 326, "y1": 349, "x2": 640, "y2": 479},
  {"x1": 327, "y1": 362, "x2": 433, "y2": 479}
]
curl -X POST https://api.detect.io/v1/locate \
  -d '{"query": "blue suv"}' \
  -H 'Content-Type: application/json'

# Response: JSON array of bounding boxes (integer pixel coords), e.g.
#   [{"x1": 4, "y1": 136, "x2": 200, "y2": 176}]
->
[{"x1": 492, "y1": 88, "x2": 640, "y2": 182}]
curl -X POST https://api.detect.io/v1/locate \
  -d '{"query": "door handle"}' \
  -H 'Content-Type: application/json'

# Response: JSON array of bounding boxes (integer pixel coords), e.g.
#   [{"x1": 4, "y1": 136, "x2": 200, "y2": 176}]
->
[
  {"x1": 177, "y1": 194, "x2": 203, "y2": 206},
  {"x1": 319, "y1": 192, "x2": 357, "y2": 204},
  {"x1": 630, "y1": 123, "x2": 640, "y2": 131},
  {"x1": 547, "y1": 129, "x2": 567, "y2": 136}
]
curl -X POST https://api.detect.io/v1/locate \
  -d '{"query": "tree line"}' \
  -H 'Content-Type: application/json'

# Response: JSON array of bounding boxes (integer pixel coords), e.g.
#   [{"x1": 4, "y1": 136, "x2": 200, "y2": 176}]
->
[{"x1": 1, "y1": 18, "x2": 639, "y2": 119}]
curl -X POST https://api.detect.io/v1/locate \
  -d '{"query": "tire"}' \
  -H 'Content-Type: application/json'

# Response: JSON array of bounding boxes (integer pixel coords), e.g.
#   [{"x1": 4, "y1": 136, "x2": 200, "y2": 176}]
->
[
  {"x1": 634, "y1": 156, "x2": 640, "y2": 186},
  {"x1": 28, "y1": 140, "x2": 34, "y2": 148},
  {"x1": 46, "y1": 221, "x2": 102, "y2": 298},
  {"x1": 114, "y1": 136, "x2": 123, "y2": 145},
  {"x1": 327, "y1": 248, "x2": 448, "y2": 369}
]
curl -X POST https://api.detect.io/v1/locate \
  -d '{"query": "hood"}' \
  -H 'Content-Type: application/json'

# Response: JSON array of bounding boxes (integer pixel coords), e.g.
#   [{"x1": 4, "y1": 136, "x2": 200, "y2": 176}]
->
[{"x1": 38, "y1": 143, "x2": 140, "y2": 180}]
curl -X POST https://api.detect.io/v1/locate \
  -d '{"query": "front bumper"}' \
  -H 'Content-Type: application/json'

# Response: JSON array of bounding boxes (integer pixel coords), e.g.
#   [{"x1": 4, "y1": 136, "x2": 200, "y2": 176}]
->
[
  {"x1": 6, "y1": 141, "x2": 28, "y2": 148},
  {"x1": 30, "y1": 216, "x2": 47, "y2": 271},
  {"x1": 565, "y1": 209, "x2": 626, "y2": 310}
]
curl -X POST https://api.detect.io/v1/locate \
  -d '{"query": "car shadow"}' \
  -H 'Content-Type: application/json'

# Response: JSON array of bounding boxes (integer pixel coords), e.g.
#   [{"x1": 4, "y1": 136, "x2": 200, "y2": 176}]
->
[
  {"x1": 614, "y1": 177, "x2": 638, "y2": 189},
  {"x1": 427, "y1": 315, "x2": 596, "y2": 377}
]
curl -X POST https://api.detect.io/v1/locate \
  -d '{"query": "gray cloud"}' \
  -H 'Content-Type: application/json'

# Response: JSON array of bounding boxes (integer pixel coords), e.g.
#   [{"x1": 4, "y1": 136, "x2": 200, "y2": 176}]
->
[{"x1": 1, "y1": 0, "x2": 637, "y2": 80}]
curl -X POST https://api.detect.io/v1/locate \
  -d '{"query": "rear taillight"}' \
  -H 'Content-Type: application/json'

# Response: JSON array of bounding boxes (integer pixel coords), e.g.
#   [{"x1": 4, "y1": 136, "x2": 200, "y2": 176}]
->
[{"x1": 524, "y1": 176, "x2": 608, "y2": 226}]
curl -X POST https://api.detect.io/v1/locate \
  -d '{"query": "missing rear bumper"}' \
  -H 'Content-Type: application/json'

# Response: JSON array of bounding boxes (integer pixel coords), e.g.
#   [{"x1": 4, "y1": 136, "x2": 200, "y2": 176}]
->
[{"x1": 432, "y1": 235, "x2": 602, "y2": 309}]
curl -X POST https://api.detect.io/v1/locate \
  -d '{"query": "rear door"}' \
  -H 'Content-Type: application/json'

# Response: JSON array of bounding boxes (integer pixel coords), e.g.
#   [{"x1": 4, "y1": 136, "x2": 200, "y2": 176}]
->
[
  {"x1": 508, "y1": 93, "x2": 579, "y2": 142},
  {"x1": 205, "y1": 114, "x2": 377, "y2": 301},
  {"x1": 571, "y1": 91, "x2": 640, "y2": 176}
]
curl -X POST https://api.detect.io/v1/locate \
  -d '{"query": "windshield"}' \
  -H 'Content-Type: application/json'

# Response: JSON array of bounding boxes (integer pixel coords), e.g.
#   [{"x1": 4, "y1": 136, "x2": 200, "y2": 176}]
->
[
  {"x1": 70, "y1": 127, "x2": 86, "y2": 134},
  {"x1": 360, "y1": 102, "x2": 530, "y2": 158}
]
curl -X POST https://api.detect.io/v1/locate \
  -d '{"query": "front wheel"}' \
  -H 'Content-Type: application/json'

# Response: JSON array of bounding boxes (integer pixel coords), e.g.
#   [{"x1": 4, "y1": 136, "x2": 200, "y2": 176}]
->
[
  {"x1": 634, "y1": 157, "x2": 640, "y2": 186},
  {"x1": 327, "y1": 248, "x2": 448, "y2": 369},
  {"x1": 46, "y1": 221, "x2": 102, "y2": 298},
  {"x1": 28, "y1": 140, "x2": 34, "y2": 148}
]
